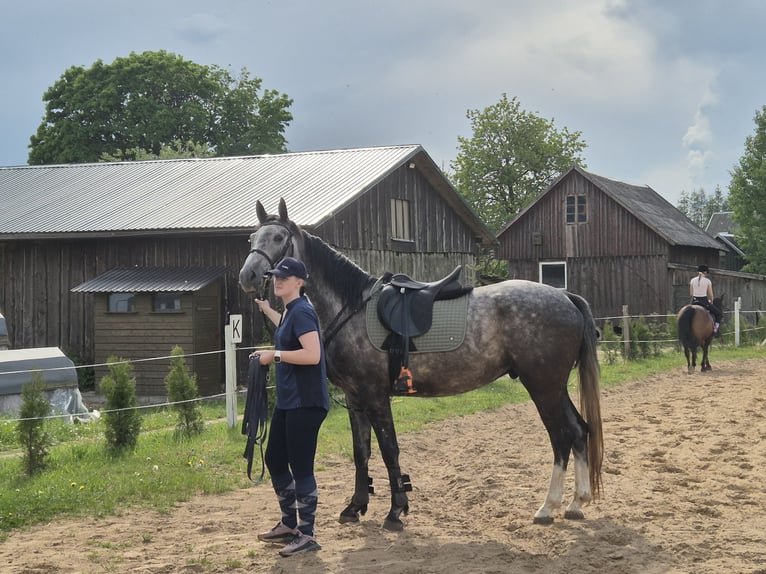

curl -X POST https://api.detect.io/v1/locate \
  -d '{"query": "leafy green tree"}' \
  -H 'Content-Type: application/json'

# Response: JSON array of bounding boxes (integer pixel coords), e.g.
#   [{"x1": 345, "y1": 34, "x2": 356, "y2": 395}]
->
[
  {"x1": 100, "y1": 357, "x2": 142, "y2": 453},
  {"x1": 100, "y1": 140, "x2": 215, "y2": 162},
  {"x1": 729, "y1": 105, "x2": 766, "y2": 274},
  {"x1": 164, "y1": 346, "x2": 204, "y2": 438},
  {"x1": 29, "y1": 50, "x2": 293, "y2": 165},
  {"x1": 677, "y1": 185, "x2": 729, "y2": 228},
  {"x1": 16, "y1": 375, "x2": 51, "y2": 476},
  {"x1": 451, "y1": 94, "x2": 587, "y2": 233}
]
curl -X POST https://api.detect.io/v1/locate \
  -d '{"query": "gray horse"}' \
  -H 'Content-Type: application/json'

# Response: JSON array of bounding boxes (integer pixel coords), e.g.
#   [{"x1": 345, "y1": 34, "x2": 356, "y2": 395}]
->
[{"x1": 239, "y1": 198, "x2": 603, "y2": 531}]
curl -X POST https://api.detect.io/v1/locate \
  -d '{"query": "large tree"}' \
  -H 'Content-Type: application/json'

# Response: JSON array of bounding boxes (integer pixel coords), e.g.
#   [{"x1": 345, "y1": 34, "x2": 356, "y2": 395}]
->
[
  {"x1": 728, "y1": 105, "x2": 766, "y2": 274},
  {"x1": 450, "y1": 94, "x2": 587, "y2": 233},
  {"x1": 28, "y1": 50, "x2": 293, "y2": 164},
  {"x1": 677, "y1": 185, "x2": 729, "y2": 229}
]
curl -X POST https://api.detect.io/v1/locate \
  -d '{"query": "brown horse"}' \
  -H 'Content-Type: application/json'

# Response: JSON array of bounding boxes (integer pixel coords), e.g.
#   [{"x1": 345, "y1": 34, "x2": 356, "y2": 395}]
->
[{"x1": 677, "y1": 296, "x2": 722, "y2": 373}]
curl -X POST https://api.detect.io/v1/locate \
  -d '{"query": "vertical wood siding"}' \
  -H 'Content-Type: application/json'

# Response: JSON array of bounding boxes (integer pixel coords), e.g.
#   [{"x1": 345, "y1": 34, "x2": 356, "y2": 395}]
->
[
  {"x1": 0, "y1": 166, "x2": 481, "y2": 395},
  {"x1": 499, "y1": 171, "x2": 764, "y2": 320}
]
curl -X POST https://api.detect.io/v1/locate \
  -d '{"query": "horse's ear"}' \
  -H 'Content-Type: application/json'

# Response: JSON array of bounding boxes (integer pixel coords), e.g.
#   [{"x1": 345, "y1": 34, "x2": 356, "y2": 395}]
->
[
  {"x1": 256, "y1": 201, "x2": 268, "y2": 224},
  {"x1": 278, "y1": 197, "x2": 289, "y2": 222}
]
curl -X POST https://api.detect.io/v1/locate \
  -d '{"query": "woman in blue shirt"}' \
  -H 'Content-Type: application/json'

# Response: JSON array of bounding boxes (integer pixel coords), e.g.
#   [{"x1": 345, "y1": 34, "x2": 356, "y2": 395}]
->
[{"x1": 251, "y1": 257, "x2": 329, "y2": 557}]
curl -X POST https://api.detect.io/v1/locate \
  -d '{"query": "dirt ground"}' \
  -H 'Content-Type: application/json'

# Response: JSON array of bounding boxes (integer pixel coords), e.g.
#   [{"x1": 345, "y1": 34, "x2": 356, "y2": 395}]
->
[{"x1": 2, "y1": 358, "x2": 765, "y2": 574}]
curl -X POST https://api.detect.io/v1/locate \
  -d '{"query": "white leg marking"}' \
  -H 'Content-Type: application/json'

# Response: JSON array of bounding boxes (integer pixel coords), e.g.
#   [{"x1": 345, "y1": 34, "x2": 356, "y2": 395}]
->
[
  {"x1": 534, "y1": 463, "x2": 565, "y2": 523},
  {"x1": 565, "y1": 454, "x2": 592, "y2": 518}
]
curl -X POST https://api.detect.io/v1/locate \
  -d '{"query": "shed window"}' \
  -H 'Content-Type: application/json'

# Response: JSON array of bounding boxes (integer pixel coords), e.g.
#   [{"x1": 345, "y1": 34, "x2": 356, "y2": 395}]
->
[
  {"x1": 566, "y1": 195, "x2": 587, "y2": 224},
  {"x1": 391, "y1": 198, "x2": 412, "y2": 241},
  {"x1": 153, "y1": 292, "x2": 182, "y2": 312},
  {"x1": 539, "y1": 261, "x2": 567, "y2": 289},
  {"x1": 108, "y1": 293, "x2": 136, "y2": 313}
]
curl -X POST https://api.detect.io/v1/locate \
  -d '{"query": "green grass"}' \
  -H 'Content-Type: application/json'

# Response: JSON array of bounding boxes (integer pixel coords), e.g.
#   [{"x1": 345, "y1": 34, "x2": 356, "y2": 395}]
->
[{"x1": 0, "y1": 343, "x2": 763, "y2": 533}]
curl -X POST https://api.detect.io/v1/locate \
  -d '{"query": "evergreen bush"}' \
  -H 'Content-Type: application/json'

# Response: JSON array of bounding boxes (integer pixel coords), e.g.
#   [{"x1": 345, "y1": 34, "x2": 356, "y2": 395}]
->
[
  {"x1": 16, "y1": 374, "x2": 51, "y2": 476},
  {"x1": 100, "y1": 357, "x2": 141, "y2": 453},
  {"x1": 164, "y1": 346, "x2": 204, "y2": 438}
]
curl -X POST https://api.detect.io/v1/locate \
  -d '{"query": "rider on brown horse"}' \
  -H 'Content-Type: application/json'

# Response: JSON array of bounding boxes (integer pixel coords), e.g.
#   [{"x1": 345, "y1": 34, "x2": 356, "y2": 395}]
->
[{"x1": 690, "y1": 264, "x2": 722, "y2": 336}]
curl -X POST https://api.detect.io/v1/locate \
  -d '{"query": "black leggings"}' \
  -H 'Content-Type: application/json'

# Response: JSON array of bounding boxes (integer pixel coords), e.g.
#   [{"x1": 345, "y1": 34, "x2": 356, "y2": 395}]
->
[
  {"x1": 265, "y1": 406, "x2": 327, "y2": 481},
  {"x1": 692, "y1": 297, "x2": 722, "y2": 323}
]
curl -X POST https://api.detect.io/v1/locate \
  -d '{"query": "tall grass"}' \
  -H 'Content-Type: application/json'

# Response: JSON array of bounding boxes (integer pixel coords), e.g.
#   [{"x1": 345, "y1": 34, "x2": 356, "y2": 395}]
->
[{"x1": 0, "y1": 344, "x2": 763, "y2": 534}]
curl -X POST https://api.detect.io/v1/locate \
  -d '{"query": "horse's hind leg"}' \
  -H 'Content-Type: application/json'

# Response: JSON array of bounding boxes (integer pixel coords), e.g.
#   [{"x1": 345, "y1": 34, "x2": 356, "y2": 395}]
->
[
  {"x1": 338, "y1": 394, "x2": 374, "y2": 524},
  {"x1": 701, "y1": 343, "x2": 712, "y2": 372},
  {"x1": 530, "y1": 393, "x2": 590, "y2": 524},
  {"x1": 564, "y1": 396, "x2": 593, "y2": 520}
]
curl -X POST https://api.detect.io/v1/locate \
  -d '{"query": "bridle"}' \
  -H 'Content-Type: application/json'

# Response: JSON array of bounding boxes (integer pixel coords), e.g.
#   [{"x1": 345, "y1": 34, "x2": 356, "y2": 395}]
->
[
  {"x1": 248, "y1": 221, "x2": 296, "y2": 332},
  {"x1": 248, "y1": 221, "x2": 295, "y2": 269}
]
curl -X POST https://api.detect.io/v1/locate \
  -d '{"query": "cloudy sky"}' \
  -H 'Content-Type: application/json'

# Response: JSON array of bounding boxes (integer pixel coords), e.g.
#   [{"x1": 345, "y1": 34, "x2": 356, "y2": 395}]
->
[{"x1": 1, "y1": 0, "x2": 763, "y2": 204}]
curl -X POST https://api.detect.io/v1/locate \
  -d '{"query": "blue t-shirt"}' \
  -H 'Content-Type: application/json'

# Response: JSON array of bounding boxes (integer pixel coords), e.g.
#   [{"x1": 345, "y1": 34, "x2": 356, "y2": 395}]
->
[{"x1": 274, "y1": 296, "x2": 329, "y2": 411}]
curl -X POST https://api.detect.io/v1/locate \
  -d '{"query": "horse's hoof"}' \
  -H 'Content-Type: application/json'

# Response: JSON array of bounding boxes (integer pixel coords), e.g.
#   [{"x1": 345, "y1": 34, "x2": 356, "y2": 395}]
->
[
  {"x1": 338, "y1": 513, "x2": 360, "y2": 524},
  {"x1": 533, "y1": 516, "x2": 554, "y2": 525},
  {"x1": 339, "y1": 502, "x2": 365, "y2": 524},
  {"x1": 564, "y1": 509, "x2": 585, "y2": 520},
  {"x1": 382, "y1": 517, "x2": 404, "y2": 532}
]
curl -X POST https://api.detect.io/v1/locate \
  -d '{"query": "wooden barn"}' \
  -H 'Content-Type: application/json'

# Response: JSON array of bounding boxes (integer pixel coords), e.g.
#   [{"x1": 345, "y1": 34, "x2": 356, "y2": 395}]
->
[
  {"x1": 0, "y1": 145, "x2": 494, "y2": 395},
  {"x1": 497, "y1": 166, "x2": 766, "y2": 321}
]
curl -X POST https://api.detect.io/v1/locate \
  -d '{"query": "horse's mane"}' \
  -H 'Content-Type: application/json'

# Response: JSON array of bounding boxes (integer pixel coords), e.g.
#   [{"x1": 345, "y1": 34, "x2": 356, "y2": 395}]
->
[{"x1": 302, "y1": 231, "x2": 375, "y2": 306}]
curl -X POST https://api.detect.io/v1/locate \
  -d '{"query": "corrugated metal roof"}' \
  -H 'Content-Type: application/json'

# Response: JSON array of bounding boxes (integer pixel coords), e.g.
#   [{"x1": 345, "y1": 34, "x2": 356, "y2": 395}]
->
[
  {"x1": 0, "y1": 145, "x2": 425, "y2": 235},
  {"x1": 70, "y1": 266, "x2": 228, "y2": 293},
  {"x1": 705, "y1": 211, "x2": 737, "y2": 236}
]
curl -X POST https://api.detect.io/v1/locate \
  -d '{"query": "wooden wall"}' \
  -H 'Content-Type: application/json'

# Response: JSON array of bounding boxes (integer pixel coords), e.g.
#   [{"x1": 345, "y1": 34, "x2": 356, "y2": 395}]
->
[
  {"x1": 0, "y1": 165, "x2": 483, "y2": 394},
  {"x1": 92, "y1": 281, "x2": 222, "y2": 396},
  {"x1": 314, "y1": 164, "x2": 479, "y2": 262},
  {"x1": 497, "y1": 171, "x2": 757, "y2": 320},
  {"x1": 0, "y1": 234, "x2": 250, "y2": 364}
]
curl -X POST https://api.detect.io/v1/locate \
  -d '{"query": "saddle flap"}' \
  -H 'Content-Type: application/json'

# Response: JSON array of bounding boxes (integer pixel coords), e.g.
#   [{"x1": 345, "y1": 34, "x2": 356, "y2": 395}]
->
[{"x1": 377, "y1": 286, "x2": 433, "y2": 337}]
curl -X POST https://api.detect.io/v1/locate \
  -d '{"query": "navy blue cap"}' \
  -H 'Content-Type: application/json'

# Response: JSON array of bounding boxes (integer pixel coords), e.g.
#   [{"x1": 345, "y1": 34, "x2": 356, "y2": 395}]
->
[{"x1": 267, "y1": 257, "x2": 308, "y2": 279}]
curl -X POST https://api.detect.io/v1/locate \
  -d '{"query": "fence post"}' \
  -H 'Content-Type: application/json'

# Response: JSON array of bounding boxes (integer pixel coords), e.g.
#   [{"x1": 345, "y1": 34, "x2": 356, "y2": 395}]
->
[
  {"x1": 225, "y1": 315, "x2": 242, "y2": 429},
  {"x1": 734, "y1": 297, "x2": 741, "y2": 347},
  {"x1": 622, "y1": 305, "x2": 630, "y2": 358}
]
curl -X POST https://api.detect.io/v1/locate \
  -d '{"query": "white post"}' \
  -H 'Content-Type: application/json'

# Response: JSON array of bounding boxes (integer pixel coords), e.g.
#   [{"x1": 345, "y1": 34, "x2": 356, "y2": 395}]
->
[
  {"x1": 225, "y1": 315, "x2": 244, "y2": 428},
  {"x1": 224, "y1": 323, "x2": 237, "y2": 428},
  {"x1": 734, "y1": 297, "x2": 741, "y2": 347}
]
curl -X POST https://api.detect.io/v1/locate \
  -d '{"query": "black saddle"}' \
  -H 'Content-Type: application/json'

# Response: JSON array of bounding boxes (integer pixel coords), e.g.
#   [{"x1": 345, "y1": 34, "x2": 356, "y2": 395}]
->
[{"x1": 377, "y1": 266, "x2": 471, "y2": 338}]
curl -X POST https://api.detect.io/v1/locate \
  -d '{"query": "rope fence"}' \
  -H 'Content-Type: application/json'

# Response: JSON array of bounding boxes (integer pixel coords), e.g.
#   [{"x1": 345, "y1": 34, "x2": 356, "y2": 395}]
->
[{"x1": 1, "y1": 301, "x2": 764, "y2": 424}]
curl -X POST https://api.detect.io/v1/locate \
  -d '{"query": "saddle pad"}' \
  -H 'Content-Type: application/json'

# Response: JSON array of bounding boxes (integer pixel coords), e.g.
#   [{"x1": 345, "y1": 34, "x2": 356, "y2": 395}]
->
[{"x1": 366, "y1": 278, "x2": 470, "y2": 353}]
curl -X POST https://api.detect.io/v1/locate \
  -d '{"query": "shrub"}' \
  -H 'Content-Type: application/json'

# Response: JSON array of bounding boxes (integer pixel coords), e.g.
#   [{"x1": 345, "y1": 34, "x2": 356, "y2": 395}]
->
[
  {"x1": 71, "y1": 356, "x2": 95, "y2": 392},
  {"x1": 16, "y1": 374, "x2": 51, "y2": 476},
  {"x1": 599, "y1": 322, "x2": 622, "y2": 365},
  {"x1": 164, "y1": 346, "x2": 204, "y2": 438},
  {"x1": 100, "y1": 357, "x2": 141, "y2": 453}
]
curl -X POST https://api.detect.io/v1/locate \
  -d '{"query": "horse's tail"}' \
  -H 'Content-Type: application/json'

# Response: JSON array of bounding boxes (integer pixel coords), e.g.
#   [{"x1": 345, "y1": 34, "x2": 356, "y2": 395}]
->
[
  {"x1": 678, "y1": 306, "x2": 697, "y2": 349},
  {"x1": 568, "y1": 292, "x2": 604, "y2": 499}
]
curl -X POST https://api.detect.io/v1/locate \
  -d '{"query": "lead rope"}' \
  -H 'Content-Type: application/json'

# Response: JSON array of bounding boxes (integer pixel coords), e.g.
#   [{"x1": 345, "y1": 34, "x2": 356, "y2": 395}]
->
[{"x1": 242, "y1": 358, "x2": 270, "y2": 482}]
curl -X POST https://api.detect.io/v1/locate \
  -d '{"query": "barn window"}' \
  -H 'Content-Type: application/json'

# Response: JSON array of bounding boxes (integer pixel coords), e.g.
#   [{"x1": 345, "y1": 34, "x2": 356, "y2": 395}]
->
[
  {"x1": 566, "y1": 195, "x2": 587, "y2": 224},
  {"x1": 152, "y1": 292, "x2": 182, "y2": 312},
  {"x1": 390, "y1": 198, "x2": 412, "y2": 241},
  {"x1": 539, "y1": 261, "x2": 567, "y2": 289},
  {"x1": 107, "y1": 293, "x2": 136, "y2": 313}
]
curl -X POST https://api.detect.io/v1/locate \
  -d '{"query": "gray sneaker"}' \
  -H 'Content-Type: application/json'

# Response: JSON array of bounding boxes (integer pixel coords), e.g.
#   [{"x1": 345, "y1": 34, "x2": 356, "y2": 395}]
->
[
  {"x1": 257, "y1": 522, "x2": 299, "y2": 544},
  {"x1": 279, "y1": 533, "x2": 321, "y2": 557}
]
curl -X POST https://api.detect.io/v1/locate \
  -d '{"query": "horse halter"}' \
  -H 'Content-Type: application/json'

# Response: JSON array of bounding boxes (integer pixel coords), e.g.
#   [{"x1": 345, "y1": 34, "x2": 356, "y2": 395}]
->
[{"x1": 248, "y1": 221, "x2": 295, "y2": 269}]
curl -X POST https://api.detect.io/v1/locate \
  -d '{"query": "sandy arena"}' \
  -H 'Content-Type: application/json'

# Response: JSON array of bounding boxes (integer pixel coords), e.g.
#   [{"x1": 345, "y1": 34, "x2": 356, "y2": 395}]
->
[{"x1": 2, "y1": 358, "x2": 765, "y2": 573}]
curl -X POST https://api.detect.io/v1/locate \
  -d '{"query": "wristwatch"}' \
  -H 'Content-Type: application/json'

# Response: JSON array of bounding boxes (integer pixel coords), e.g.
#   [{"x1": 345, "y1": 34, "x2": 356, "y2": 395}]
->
[{"x1": 274, "y1": 350, "x2": 282, "y2": 363}]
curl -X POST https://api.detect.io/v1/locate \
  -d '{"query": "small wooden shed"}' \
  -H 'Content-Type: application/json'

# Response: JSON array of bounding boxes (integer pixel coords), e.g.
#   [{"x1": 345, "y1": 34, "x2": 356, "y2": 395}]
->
[{"x1": 71, "y1": 267, "x2": 227, "y2": 396}]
